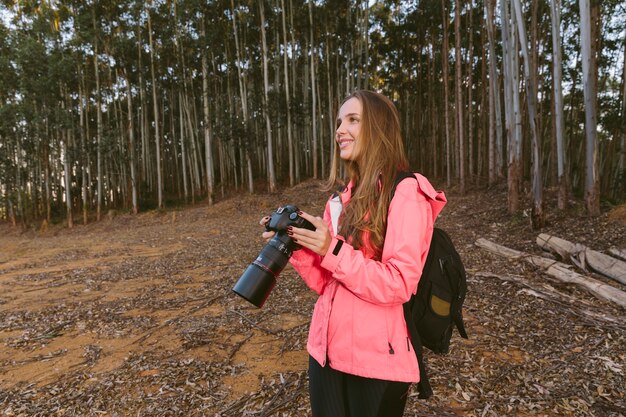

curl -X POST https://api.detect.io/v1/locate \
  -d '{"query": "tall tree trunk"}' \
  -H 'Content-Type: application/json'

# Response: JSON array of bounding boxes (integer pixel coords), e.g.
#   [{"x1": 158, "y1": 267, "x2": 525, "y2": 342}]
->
[
  {"x1": 455, "y1": 0, "x2": 465, "y2": 193},
  {"x1": 259, "y1": 1, "x2": 276, "y2": 192},
  {"x1": 502, "y1": 0, "x2": 520, "y2": 213},
  {"x1": 124, "y1": 69, "x2": 138, "y2": 214},
  {"x1": 137, "y1": 29, "x2": 149, "y2": 191},
  {"x1": 61, "y1": 87, "x2": 73, "y2": 228},
  {"x1": 616, "y1": 34, "x2": 626, "y2": 195},
  {"x1": 442, "y1": 0, "x2": 452, "y2": 187},
  {"x1": 178, "y1": 92, "x2": 189, "y2": 201},
  {"x1": 579, "y1": 0, "x2": 600, "y2": 215},
  {"x1": 230, "y1": 0, "x2": 254, "y2": 194},
  {"x1": 308, "y1": 0, "x2": 318, "y2": 179},
  {"x1": 281, "y1": 0, "x2": 295, "y2": 187},
  {"x1": 147, "y1": 10, "x2": 164, "y2": 209},
  {"x1": 467, "y1": 0, "x2": 474, "y2": 182},
  {"x1": 93, "y1": 12, "x2": 103, "y2": 221},
  {"x1": 79, "y1": 68, "x2": 88, "y2": 224},
  {"x1": 512, "y1": 0, "x2": 544, "y2": 228},
  {"x1": 485, "y1": 0, "x2": 502, "y2": 184},
  {"x1": 201, "y1": 22, "x2": 214, "y2": 205},
  {"x1": 549, "y1": 0, "x2": 567, "y2": 209}
]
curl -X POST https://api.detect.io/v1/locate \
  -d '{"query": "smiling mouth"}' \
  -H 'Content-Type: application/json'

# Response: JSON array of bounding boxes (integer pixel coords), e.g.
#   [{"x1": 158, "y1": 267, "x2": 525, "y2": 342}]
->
[{"x1": 338, "y1": 138, "x2": 354, "y2": 148}]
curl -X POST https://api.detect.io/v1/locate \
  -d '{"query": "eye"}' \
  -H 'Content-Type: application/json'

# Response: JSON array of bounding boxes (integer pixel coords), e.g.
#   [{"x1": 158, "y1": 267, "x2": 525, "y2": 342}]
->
[{"x1": 350, "y1": 116, "x2": 359, "y2": 123}]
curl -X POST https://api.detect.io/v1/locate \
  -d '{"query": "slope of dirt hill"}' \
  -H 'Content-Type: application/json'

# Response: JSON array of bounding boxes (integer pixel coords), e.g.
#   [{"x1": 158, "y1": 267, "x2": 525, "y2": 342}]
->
[{"x1": 0, "y1": 180, "x2": 624, "y2": 416}]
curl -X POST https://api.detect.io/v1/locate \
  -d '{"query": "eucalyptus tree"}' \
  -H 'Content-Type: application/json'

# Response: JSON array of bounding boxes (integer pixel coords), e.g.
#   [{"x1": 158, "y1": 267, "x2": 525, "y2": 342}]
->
[
  {"x1": 146, "y1": 7, "x2": 163, "y2": 209},
  {"x1": 579, "y1": 0, "x2": 600, "y2": 215},
  {"x1": 500, "y1": 0, "x2": 522, "y2": 213},
  {"x1": 259, "y1": 0, "x2": 276, "y2": 193},
  {"x1": 512, "y1": 0, "x2": 543, "y2": 228},
  {"x1": 484, "y1": 0, "x2": 503, "y2": 185},
  {"x1": 280, "y1": 0, "x2": 295, "y2": 186},
  {"x1": 616, "y1": 39, "x2": 626, "y2": 195},
  {"x1": 442, "y1": 0, "x2": 452, "y2": 186},
  {"x1": 201, "y1": 22, "x2": 215, "y2": 205},
  {"x1": 0, "y1": 20, "x2": 18, "y2": 222},
  {"x1": 454, "y1": 0, "x2": 465, "y2": 193},
  {"x1": 308, "y1": 0, "x2": 318, "y2": 179},
  {"x1": 549, "y1": 0, "x2": 567, "y2": 209},
  {"x1": 230, "y1": 0, "x2": 254, "y2": 194}
]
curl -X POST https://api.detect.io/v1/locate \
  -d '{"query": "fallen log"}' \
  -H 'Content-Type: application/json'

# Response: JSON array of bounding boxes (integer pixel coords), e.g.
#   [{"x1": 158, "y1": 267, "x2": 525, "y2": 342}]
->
[
  {"x1": 610, "y1": 247, "x2": 626, "y2": 262},
  {"x1": 475, "y1": 271, "x2": 626, "y2": 329},
  {"x1": 475, "y1": 238, "x2": 626, "y2": 309},
  {"x1": 536, "y1": 234, "x2": 626, "y2": 286}
]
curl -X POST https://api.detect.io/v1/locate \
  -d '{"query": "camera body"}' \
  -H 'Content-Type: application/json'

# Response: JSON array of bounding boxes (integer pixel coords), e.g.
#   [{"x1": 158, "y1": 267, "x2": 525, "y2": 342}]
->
[
  {"x1": 232, "y1": 205, "x2": 315, "y2": 308},
  {"x1": 265, "y1": 205, "x2": 314, "y2": 253}
]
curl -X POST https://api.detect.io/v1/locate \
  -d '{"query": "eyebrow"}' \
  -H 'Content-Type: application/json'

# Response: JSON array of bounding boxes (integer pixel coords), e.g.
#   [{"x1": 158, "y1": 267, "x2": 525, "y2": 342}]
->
[{"x1": 336, "y1": 112, "x2": 361, "y2": 123}]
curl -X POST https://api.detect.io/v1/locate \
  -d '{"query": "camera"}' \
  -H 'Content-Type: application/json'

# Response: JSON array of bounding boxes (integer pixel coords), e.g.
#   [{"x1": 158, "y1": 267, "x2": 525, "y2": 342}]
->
[{"x1": 232, "y1": 205, "x2": 315, "y2": 308}]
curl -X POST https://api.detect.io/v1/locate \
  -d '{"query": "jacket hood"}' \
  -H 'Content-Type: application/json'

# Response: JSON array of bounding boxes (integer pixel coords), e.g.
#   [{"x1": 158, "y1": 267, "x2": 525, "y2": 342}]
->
[{"x1": 414, "y1": 173, "x2": 447, "y2": 221}]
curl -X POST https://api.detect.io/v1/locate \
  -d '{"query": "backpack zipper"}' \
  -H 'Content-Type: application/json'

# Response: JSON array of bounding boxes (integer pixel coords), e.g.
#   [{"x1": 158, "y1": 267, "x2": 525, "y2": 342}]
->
[{"x1": 388, "y1": 342, "x2": 395, "y2": 355}]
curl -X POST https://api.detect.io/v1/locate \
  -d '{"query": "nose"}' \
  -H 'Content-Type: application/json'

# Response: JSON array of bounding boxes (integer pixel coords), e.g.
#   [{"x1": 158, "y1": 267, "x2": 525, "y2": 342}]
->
[{"x1": 336, "y1": 120, "x2": 345, "y2": 135}]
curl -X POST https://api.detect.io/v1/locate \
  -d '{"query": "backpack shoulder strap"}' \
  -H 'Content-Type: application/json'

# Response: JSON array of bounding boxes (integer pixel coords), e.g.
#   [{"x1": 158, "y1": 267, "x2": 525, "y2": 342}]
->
[{"x1": 391, "y1": 171, "x2": 417, "y2": 200}]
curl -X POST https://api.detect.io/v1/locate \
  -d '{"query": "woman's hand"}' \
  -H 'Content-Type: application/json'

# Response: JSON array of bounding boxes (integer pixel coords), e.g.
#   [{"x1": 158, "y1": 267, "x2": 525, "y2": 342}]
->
[
  {"x1": 259, "y1": 216, "x2": 275, "y2": 242},
  {"x1": 289, "y1": 211, "x2": 332, "y2": 256}
]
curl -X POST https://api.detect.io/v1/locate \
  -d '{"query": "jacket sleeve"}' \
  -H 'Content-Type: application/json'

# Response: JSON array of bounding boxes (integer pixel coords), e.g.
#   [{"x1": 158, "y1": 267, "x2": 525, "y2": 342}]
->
[
  {"x1": 319, "y1": 178, "x2": 435, "y2": 306},
  {"x1": 288, "y1": 201, "x2": 334, "y2": 295}
]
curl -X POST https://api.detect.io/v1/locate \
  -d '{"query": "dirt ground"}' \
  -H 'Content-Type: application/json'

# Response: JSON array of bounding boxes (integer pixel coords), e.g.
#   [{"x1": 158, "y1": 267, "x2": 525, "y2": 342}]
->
[{"x1": 1, "y1": 180, "x2": 625, "y2": 417}]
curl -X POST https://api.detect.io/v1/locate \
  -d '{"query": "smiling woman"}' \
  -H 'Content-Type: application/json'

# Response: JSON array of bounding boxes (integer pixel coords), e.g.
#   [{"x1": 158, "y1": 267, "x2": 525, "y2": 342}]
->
[{"x1": 260, "y1": 90, "x2": 447, "y2": 417}]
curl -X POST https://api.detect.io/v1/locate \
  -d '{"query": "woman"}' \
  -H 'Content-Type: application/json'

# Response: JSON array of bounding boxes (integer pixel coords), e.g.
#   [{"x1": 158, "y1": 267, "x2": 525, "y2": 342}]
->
[{"x1": 262, "y1": 90, "x2": 446, "y2": 416}]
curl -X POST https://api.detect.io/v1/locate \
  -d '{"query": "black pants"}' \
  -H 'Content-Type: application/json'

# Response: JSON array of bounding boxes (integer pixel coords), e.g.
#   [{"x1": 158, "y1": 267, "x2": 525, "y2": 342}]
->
[{"x1": 308, "y1": 356, "x2": 410, "y2": 417}]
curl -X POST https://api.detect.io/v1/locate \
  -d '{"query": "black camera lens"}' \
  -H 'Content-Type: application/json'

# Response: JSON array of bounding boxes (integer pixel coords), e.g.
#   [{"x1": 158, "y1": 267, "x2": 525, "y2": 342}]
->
[
  {"x1": 233, "y1": 205, "x2": 315, "y2": 308},
  {"x1": 232, "y1": 234, "x2": 293, "y2": 308}
]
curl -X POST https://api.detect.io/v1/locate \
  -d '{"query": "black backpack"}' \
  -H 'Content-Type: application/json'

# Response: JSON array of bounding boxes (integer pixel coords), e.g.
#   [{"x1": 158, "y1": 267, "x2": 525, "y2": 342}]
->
[{"x1": 392, "y1": 172, "x2": 468, "y2": 399}]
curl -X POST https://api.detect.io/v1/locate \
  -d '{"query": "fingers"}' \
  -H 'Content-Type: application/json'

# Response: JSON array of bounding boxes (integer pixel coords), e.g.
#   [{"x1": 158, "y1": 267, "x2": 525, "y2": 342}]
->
[
  {"x1": 260, "y1": 216, "x2": 273, "y2": 242},
  {"x1": 262, "y1": 230, "x2": 275, "y2": 242},
  {"x1": 289, "y1": 211, "x2": 331, "y2": 256},
  {"x1": 258, "y1": 210, "x2": 329, "y2": 253},
  {"x1": 297, "y1": 211, "x2": 325, "y2": 228}
]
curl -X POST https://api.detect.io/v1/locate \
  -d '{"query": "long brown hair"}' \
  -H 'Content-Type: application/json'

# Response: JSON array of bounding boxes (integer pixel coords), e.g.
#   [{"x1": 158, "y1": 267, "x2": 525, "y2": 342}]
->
[{"x1": 327, "y1": 90, "x2": 409, "y2": 258}]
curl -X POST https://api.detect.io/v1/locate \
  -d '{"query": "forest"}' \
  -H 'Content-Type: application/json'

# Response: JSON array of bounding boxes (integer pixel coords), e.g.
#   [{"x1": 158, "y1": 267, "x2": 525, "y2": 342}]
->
[
  {"x1": 1, "y1": 2, "x2": 626, "y2": 415},
  {"x1": 0, "y1": 0, "x2": 625, "y2": 228}
]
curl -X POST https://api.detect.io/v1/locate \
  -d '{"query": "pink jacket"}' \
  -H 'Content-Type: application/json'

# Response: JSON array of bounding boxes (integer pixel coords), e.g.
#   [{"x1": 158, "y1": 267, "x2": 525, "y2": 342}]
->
[{"x1": 289, "y1": 174, "x2": 446, "y2": 382}]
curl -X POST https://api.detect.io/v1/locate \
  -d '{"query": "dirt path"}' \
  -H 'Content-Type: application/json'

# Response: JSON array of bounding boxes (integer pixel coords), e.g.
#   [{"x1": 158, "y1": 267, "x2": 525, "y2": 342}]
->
[{"x1": 1, "y1": 181, "x2": 624, "y2": 416}]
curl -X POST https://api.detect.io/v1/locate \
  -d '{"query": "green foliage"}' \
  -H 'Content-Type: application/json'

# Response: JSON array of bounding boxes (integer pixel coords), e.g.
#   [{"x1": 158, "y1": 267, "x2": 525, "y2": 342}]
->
[{"x1": 0, "y1": 0, "x2": 624, "y2": 223}]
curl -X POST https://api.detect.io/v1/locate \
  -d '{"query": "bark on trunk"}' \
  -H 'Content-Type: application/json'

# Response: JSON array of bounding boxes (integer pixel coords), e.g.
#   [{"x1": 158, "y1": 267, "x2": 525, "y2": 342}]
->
[
  {"x1": 549, "y1": 0, "x2": 567, "y2": 209},
  {"x1": 93, "y1": 12, "x2": 103, "y2": 221},
  {"x1": 512, "y1": 0, "x2": 544, "y2": 228},
  {"x1": 148, "y1": 10, "x2": 163, "y2": 209},
  {"x1": 455, "y1": 0, "x2": 465, "y2": 193},
  {"x1": 259, "y1": 1, "x2": 276, "y2": 192},
  {"x1": 442, "y1": 0, "x2": 452, "y2": 187},
  {"x1": 579, "y1": 0, "x2": 600, "y2": 216},
  {"x1": 201, "y1": 21, "x2": 214, "y2": 205}
]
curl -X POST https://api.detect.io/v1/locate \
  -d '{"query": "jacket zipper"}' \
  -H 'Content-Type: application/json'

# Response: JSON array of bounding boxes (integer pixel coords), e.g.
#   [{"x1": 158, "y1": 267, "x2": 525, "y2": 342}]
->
[{"x1": 324, "y1": 283, "x2": 340, "y2": 366}]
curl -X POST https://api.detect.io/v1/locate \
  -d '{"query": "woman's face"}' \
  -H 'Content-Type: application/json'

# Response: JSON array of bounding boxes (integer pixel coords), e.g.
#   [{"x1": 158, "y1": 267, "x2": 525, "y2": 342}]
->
[{"x1": 335, "y1": 97, "x2": 362, "y2": 161}]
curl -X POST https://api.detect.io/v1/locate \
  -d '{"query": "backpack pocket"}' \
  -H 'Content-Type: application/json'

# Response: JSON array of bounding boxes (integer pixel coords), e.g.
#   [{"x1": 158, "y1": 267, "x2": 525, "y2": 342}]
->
[
  {"x1": 415, "y1": 282, "x2": 454, "y2": 353},
  {"x1": 429, "y1": 283, "x2": 452, "y2": 317}
]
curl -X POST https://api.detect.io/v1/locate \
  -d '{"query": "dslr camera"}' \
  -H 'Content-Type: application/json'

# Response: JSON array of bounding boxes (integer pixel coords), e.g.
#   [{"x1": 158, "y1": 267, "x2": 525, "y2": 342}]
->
[{"x1": 232, "y1": 205, "x2": 315, "y2": 307}]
